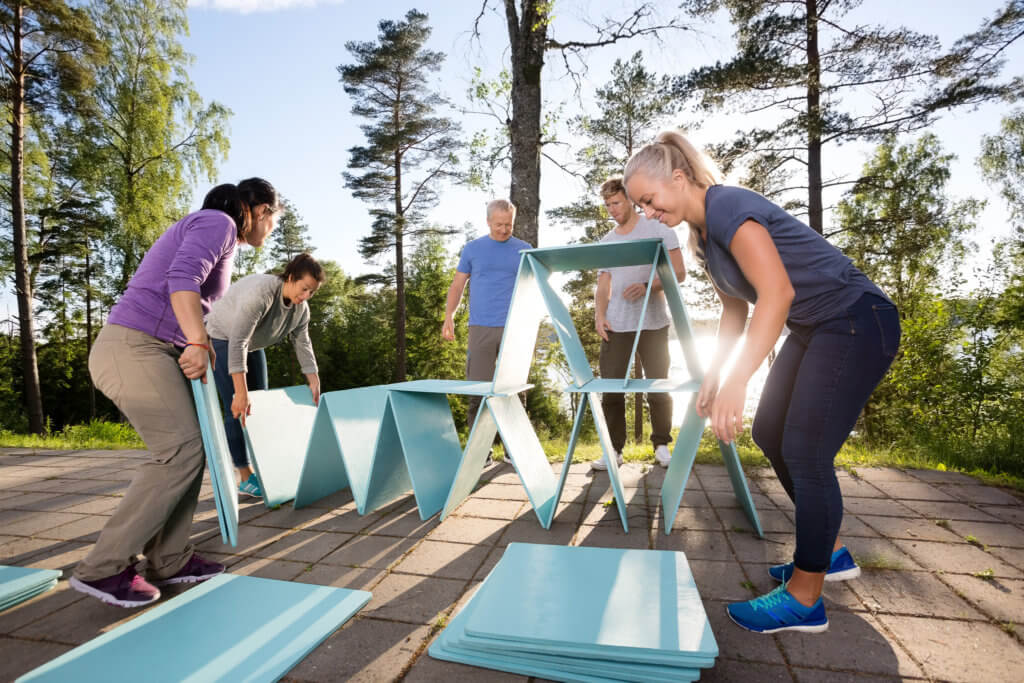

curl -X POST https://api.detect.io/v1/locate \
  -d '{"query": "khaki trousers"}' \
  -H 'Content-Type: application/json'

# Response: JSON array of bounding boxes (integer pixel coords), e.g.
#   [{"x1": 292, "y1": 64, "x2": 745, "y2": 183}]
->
[
  {"x1": 466, "y1": 325, "x2": 505, "y2": 428},
  {"x1": 73, "y1": 324, "x2": 206, "y2": 581}
]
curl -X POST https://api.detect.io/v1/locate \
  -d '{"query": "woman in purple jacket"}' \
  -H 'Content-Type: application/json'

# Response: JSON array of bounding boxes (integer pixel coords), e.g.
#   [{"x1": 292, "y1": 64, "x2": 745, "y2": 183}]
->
[{"x1": 69, "y1": 179, "x2": 279, "y2": 608}]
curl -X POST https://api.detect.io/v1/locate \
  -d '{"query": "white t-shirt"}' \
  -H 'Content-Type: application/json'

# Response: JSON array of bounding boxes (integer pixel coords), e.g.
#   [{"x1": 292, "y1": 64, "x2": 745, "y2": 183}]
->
[{"x1": 599, "y1": 216, "x2": 681, "y2": 332}]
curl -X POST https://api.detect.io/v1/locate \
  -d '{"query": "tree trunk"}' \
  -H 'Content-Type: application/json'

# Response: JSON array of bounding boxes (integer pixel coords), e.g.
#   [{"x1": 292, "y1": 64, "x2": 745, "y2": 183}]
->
[
  {"x1": 10, "y1": 3, "x2": 45, "y2": 434},
  {"x1": 85, "y1": 245, "x2": 96, "y2": 419},
  {"x1": 394, "y1": 137, "x2": 407, "y2": 382},
  {"x1": 805, "y1": 0, "x2": 823, "y2": 234},
  {"x1": 505, "y1": 0, "x2": 546, "y2": 247}
]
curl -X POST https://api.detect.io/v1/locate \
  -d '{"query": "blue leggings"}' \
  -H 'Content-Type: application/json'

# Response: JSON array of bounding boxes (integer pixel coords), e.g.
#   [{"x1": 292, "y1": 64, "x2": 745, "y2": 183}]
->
[
  {"x1": 210, "y1": 338, "x2": 268, "y2": 468},
  {"x1": 752, "y1": 293, "x2": 900, "y2": 573}
]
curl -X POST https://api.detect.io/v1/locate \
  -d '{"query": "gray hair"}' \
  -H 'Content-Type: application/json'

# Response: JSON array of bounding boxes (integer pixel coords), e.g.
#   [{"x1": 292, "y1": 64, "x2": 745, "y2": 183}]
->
[{"x1": 486, "y1": 199, "x2": 516, "y2": 219}]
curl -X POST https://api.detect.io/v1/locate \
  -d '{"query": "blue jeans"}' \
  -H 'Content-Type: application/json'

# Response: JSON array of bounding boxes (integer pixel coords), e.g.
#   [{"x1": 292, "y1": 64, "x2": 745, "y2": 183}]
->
[
  {"x1": 752, "y1": 292, "x2": 900, "y2": 573},
  {"x1": 210, "y1": 338, "x2": 268, "y2": 468}
]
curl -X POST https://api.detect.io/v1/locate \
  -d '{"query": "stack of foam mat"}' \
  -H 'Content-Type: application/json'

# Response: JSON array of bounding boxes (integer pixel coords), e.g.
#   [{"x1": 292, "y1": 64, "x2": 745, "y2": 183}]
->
[
  {"x1": 429, "y1": 543, "x2": 718, "y2": 681},
  {"x1": 0, "y1": 566, "x2": 60, "y2": 612},
  {"x1": 17, "y1": 573, "x2": 371, "y2": 682}
]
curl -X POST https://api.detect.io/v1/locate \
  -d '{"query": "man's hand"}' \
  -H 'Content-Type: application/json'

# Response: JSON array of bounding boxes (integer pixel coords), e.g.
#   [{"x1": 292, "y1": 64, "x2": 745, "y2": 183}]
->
[
  {"x1": 622, "y1": 281, "x2": 648, "y2": 302},
  {"x1": 306, "y1": 373, "x2": 321, "y2": 406},
  {"x1": 441, "y1": 316, "x2": 455, "y2": 341},
  {"x1": 595, "y1": 314, "x2": 613, "y2": 342}
]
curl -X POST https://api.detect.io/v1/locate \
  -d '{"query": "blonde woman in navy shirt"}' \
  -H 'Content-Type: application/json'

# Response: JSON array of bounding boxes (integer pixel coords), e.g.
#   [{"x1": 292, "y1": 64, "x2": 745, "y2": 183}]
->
[{"x1": 624, "y1": 131, "x2": 900, "y2": 634}]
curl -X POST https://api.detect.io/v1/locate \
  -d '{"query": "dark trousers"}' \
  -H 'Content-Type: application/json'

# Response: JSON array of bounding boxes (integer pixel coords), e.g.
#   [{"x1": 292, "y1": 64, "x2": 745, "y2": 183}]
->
[
  {"x1": 466, "y1": 325, "x2": 504, "y2": 429},
  {"x1": 752, "y1": 293, "x2": 900, "y2": 573},
  {"x1": 210, "y1": 338, "x2": 268, "y2": 468},
  {"x1": 599, "y1": 325, "x2": 673, "y2": 453}
]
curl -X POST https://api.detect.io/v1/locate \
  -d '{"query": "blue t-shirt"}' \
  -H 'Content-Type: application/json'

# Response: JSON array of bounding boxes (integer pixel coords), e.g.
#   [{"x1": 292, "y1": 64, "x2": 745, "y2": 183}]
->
[
  {"x1": 457, "y1": 234, "x2": 531, "y2": 327},
  {"x1": 702, "y1": 185, "x2": 890, "y2": 326}
]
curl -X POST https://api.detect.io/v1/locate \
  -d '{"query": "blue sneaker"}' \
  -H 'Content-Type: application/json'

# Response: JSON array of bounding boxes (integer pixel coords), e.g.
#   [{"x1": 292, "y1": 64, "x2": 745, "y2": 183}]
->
[
  {"x1": 769, "y1": 546, "x2": 861, "y2": 583},
  {"x1": 238, "y1": 473, "x2": 263, "y2": 498},
  {"x1": 727, "y1": 584, "x2": 829, "y2": 634}
]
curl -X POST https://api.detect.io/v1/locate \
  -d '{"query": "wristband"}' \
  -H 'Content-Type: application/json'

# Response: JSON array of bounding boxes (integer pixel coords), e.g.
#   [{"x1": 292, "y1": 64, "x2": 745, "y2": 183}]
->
[{"x1": 185, "y1": 341, "x2": 210, "y2": 351}]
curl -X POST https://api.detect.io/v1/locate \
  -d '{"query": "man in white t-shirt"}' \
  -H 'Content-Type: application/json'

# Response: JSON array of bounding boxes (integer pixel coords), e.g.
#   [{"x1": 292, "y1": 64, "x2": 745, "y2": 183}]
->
[{"x1": 592, "y1": 177, "x2": 686, "y2": 470}]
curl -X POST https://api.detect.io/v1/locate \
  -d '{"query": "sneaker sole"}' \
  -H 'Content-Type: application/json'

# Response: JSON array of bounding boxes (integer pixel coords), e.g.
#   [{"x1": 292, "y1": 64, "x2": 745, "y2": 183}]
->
[
  {"x1": 69, "y1": 576, "x2": 160, "y2": 608},
  {"x1": 727, "y1": 609, "x2": 829, "y2": 634},
  {"x1": 153, "y1": 570, "x2": 225, "y2": 586}
]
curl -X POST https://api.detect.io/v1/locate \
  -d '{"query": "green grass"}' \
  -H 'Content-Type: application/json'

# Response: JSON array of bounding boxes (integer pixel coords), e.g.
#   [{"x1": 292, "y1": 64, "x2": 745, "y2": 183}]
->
[
  {"x1": 0, "y1": 420, "x2": 145, "y2": 451},
  {"x1": 973, "y1": 568, "x2": 996, "y2": 581},
  {"x1": 852, "y1": 552, "x2": 903, "y2": 571}
]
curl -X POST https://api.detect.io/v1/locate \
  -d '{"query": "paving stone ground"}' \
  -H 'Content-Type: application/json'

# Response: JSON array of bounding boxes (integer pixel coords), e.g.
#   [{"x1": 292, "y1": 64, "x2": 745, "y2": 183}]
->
[{"x1": 2, "y1": 447, "x2": 1024, "y2": 682}]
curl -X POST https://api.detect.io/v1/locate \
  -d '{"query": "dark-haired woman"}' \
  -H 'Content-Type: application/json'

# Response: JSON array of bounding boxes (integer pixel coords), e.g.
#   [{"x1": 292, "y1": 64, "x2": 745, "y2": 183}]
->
[
  {"x1": 205, "y1": 253, "x2": 325, "y2": 498},
  {"x1": 70, "y1": 179, "x2": 279, "y2": 608},
  {"x1": 624, "y1": 131, "x2": 900, "y2": 634}
]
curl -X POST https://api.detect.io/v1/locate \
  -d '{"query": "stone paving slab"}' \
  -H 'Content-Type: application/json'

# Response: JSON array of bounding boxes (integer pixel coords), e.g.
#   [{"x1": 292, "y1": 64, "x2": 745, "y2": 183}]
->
[{"x1": 2, "y1": 448, "x2": 1024, "y2": 682}]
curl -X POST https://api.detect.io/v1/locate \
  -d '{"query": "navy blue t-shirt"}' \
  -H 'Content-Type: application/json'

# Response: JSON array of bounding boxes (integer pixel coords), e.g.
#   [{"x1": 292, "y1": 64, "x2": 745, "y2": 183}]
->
[
  {"x1": 456, "y1": 234, "x2": 531, "y2": 327},
  {"x1": 701, "y1": 185, "x2": 890, "y2": 326}
]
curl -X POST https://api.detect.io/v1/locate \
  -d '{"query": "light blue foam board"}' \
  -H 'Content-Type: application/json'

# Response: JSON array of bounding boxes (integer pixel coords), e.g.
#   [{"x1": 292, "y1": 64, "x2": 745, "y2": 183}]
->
[
  {"x1": 621, "y1": 258, "x2": 661, "y2": 388},
  {"x1": 528, "y1": 255, "x2": 594, "y2": 387},
  {"x1": 655, "y1": 243, "x2": 702, "y2": 379},
  {"x1": 492, "y1": 254, "x2": 545, "y2": 393},
  {"x1": 431, "y1": 575, "x2": 699, "y2": 682},
  {"x1": 244, "y1": 385, "x2": 317, "y2": 508},
  {"x1": 525, "y1": 240, "x2": 663, "y2": 272},
  {"x1": 292, "y1": 396, "x2": 352, "y2": 509},
  {"x1": 568, "y1": 378, "x2": 702, "y2": 393},
  {"x1": 388, "y1": 391, "x2": 463, "y2": 520},
  {"x1": 586, "y1": 394, "x2": 629, "y2": 532},
  {"x1": 440, "y1": 400, "x2": 500, "y2": 521},
  {"x1": 16, "y1": 573, "x2": 371, "y2": 683},
  {"x1": 0, "y1": 567, "x2": 60, "y2": 613},
  {"x1": 357, "y1": 397, "x2": 413, "y2": 514},
  {"x1": 720, "y1": 438, "x2": 764, "y2": 537},
  {"x1": 463, "y1": 543, "x2": 717, "y2": 667},
  {"x1": 488, "y1": 396, "x2": 560, "y2": 528},
  {"x1": 660, "y1": 394, "x2": 703, "y2": 536},
  {"x1": 382, "y1": 379, "x2": 531, "y2": 396},
  {"x1": 192, "y1": 368, "x2": 239, "y2": 546}
]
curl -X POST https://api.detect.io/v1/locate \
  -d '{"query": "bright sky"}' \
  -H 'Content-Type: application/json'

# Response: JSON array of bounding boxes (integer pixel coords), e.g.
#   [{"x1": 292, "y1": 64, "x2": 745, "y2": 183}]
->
[
  {"x1": 2, "y1": 0, "x2": 1020, "y2": 324},
  {"x1": 175, "y1": 0, "x2": 1023, "y2": 297}
]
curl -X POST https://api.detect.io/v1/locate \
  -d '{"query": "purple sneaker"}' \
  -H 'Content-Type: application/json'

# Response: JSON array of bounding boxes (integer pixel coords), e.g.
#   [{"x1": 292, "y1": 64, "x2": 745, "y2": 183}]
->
[
  {"x1": 152, "y1": 553, "x2": 225, "y2": 586},
  {"x1": 69, "y1": 567, "x2": 161, "y2": 608}
]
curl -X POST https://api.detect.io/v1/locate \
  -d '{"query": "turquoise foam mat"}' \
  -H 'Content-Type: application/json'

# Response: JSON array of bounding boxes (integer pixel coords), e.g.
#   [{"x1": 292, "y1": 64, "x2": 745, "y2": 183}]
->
[
  {"x1": 463, "y1": 543, "x2": 717, "y2": 667},
  {"x1": 0, "y1": 566, "x2": 60, "y2": 612},
  {"x1": 244, "y1": 385, "x2": 318, "y2": 508},
  {"x1": 17, "y1": 573, "x2": 371, "y2": 682},
  {"x1": 191, "y1": 368, "x2": 239, "y2": 546}
]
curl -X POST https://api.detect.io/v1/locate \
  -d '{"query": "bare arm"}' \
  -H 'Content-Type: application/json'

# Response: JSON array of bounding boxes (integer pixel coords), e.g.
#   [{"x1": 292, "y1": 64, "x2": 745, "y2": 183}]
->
[
  {"x1": 442, "y1": 271, "x2": 470, "y2": 341},
  {"x1": 170, "y1": 290, "x2": 214, "y2": 381},
  {"x1": 594, "y1": 271, "x2": 612, "y2": 342},
  {"x1": 649, "y1": 246, "x2": 686, "y2": 293},
  {"x1": 709, "y1": 220, "x2": 794, "y2": 443}
]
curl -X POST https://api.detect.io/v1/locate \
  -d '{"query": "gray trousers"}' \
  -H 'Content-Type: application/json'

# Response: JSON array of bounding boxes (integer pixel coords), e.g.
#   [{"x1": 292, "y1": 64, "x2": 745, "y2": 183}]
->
[
  {"x1": 73, "y1": 324, "x2": 205, "y2": 581},
  {"x1": 466, "y1": 325, "x2": 504, "y2": 429},
  {"x1": 599, "y1": 325, "x2": 673, "y2": 453}
]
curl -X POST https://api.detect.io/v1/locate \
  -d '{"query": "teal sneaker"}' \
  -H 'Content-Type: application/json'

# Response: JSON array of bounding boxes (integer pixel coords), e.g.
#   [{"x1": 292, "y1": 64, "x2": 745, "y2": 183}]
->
[
  {"x1": 769, "y1": 546, "x2": 861, "y2": 583},
  {"x1": 727, "y1": 583, "x2": 829, "y2": 634},
  {"x1": 238, "y1": 473, "x2": 263, "y2": 498}
]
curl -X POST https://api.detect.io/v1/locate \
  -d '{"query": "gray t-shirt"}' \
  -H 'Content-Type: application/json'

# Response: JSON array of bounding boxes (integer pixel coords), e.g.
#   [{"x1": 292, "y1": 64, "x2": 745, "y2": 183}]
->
[
  {"x1": 205, "y1": 273, "x2": 317, "y2": 375},
  {"x1": 598, "y1": 217, "x2": 681, "y2": 331},
  {"x1": 702, "y1": 185, "x2": 890, "y2": 327}
]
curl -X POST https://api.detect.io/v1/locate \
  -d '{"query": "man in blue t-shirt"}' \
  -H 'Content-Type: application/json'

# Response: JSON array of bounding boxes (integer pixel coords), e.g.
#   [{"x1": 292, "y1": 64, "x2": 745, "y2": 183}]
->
[{"x1": 442, "y1": 199, "x2": 531, "y2": 428}]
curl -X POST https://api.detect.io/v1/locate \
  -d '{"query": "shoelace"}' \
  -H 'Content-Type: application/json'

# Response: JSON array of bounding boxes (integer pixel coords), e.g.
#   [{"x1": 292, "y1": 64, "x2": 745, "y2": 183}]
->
[{"x1": 750, "y1": 584, "x2": 790, "y2": 612}]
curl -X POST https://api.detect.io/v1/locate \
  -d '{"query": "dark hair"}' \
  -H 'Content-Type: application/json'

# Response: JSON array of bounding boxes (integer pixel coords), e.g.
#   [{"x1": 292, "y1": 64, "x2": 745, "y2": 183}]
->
[
  {"x1": 202, "y1": 178, "x2": 278, "y2": 239},
  {"x1": 280, "y1": 253, "x2": 326, "y2": 284}
]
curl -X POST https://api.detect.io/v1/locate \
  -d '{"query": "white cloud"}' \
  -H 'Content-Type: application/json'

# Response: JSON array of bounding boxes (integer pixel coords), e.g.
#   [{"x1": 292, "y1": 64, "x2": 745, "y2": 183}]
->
[{"x1": 188, "y1": 0, "x2": 344, "y2": 13}]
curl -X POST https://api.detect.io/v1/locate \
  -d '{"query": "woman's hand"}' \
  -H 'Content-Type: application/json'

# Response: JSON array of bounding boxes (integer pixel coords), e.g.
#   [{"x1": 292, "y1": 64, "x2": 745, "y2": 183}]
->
[
  {"x1": 710, "y1": 376, "x2": 747, "y2": 444},
  {"x1": 696, "y1": 370, "x2": 720, "y2": 419},
  {"x1": 231, "y1": 388, "x2": 252, "y2": 427},
  {"x1": 306, "y1": 373, "x2": 321, "y2": 406},
  {"x1": 179, "y1": 343, "x2": 214, "y2": 381}
]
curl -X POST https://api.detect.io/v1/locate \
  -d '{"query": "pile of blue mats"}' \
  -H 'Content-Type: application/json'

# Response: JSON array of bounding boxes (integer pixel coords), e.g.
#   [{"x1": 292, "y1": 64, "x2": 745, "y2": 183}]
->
[
  {"x1": 0, "y1": 566, "x2": 60, "y2": 612},
  {"x1": 430, "y1": 543, "x2": 718, "y2": 681},
  {"x1": 16, "y1": 574, "x2": 371, "y2": 682}
]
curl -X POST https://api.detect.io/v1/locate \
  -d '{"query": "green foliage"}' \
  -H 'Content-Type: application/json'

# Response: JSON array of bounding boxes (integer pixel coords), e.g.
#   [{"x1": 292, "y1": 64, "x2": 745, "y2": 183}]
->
[{"x1": 0, "y1": 419, "x2": 143, "y2": 450}]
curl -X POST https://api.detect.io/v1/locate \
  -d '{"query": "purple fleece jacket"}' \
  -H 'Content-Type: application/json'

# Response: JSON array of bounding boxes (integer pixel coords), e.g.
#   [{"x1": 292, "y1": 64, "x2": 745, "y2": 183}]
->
[{"x1": 107, "y1": 209, "x2": 238, "y2": 346}]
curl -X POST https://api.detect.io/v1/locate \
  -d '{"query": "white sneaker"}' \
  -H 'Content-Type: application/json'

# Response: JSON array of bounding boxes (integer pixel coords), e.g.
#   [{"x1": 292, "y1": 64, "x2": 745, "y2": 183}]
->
[
  {"x1": 590, "y1": 451, "x2": 624, "y2": 471},
  {"x1": 655, "y1": 444, "x2": 672, "y2": 467}
]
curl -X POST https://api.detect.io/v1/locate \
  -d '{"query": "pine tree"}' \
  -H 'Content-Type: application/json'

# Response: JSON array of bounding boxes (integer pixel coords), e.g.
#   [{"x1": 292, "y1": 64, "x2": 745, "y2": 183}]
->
[{"x1": 341, "y1": 9, "x2": 462, "y2": 382}]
